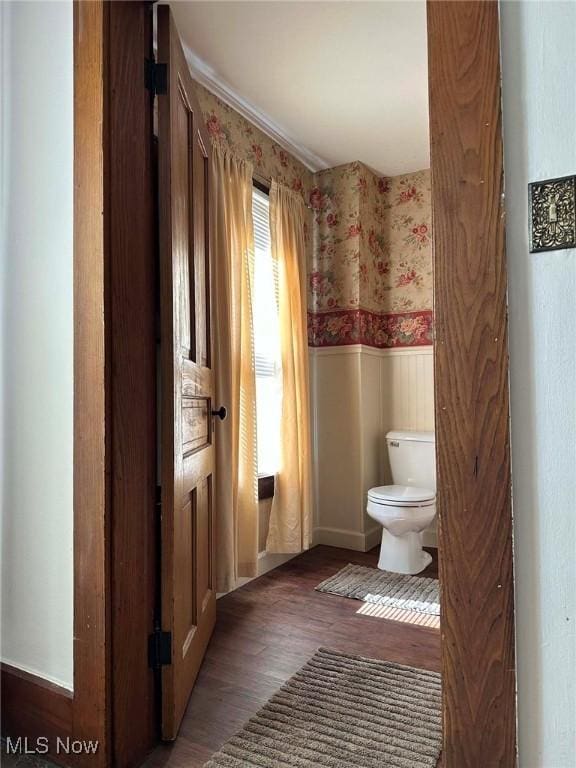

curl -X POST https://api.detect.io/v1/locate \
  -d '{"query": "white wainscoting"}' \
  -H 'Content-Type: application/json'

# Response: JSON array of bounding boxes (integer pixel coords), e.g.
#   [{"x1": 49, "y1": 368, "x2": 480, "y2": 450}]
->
[
  {"x1": 310, "y1": 345, "x2": 436, "y2": 550},
  {"x1": 379, "y1": 347, "x2": 435, "y2": 433}
]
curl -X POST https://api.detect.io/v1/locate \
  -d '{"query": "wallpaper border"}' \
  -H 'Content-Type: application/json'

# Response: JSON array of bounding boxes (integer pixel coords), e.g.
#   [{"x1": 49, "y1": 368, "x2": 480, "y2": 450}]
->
[{"x1": 308, "y1": 309, "x2": 434, "y2": 349}]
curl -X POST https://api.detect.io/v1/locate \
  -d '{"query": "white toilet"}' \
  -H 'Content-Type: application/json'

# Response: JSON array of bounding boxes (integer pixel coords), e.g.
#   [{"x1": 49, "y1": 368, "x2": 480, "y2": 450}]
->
[{"x1": 367, "y1": 430, "x2": 436, "y2": 575}]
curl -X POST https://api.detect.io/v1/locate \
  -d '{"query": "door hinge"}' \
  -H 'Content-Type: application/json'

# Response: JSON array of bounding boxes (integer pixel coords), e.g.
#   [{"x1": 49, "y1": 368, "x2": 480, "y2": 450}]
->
[
  {"x1": 148, "y1": 629, "x2": 172, "y2": 669},
  {"x1": 145, "y1": 59, "x2": 167, "y2": 95}
]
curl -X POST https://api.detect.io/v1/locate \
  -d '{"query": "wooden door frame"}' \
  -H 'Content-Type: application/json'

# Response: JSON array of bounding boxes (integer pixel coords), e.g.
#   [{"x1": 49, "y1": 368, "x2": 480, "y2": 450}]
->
[
  {"x1": 74, "y1": 2, "x2": 158, "y2": 765},
  {"x1": 2, "y1": 3, "x2": 157, "y2": 767},
  {"x1": 428, "y1": 2, "x2": 517, "y2": 765},
  {"x1": 1, "y1": 3, "x2": 114, "y2": 766},
  {"x1": 71, "y1": 1, "x2": 110, "y2": 765},
  {"x1": 2, "y1": 2, "x2": 516, "y2": 767},
  {"x1": 74, "y1": 3, "x2": 158, "y2": 765}
]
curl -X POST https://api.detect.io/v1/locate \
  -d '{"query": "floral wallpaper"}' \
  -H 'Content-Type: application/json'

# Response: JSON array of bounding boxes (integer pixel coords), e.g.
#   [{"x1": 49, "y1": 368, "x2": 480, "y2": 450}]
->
[
  {"x1": 381, "y1": 169, "x2": 433, "y2": 314},
  {"x1": 309, "y1": 162, "x2": 365, "y2": 312},
  {"x1": 193, "y1": 82, "x2": 433, "y2": 349},
  {"x1": 308, "y1": 163, "x2": 433, "y2": 347},
  {"x1": 193, "y1": 83, "x2": 314, "y2": 201}
]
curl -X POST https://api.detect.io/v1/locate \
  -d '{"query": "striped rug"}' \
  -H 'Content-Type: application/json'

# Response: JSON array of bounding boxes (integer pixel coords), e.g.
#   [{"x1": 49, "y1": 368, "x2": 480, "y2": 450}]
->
[
  {"x1": 316, "y1": 563, "x2": 440, "y2": 616},
  {"x1": 203, "y1": 647, "x2": 442, "y2": 768}
]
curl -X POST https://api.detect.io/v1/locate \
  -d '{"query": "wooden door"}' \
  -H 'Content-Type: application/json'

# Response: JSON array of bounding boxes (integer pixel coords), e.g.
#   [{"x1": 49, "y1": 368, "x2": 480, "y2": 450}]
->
[{"x1": 157, "y1": 5, "x2": 216, "y2": 740}]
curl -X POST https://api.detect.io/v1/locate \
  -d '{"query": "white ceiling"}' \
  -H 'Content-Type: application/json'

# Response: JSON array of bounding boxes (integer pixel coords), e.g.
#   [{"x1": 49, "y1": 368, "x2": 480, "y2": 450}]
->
[{"x1": 171, "y1": 1, "x2": 430, "y2": 177}]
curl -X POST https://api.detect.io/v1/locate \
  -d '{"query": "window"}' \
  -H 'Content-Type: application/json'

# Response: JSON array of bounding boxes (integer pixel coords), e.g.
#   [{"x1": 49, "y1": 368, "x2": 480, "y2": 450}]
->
[{"x1": 252, "y1": 186, "x2": 282, "y2": 477}]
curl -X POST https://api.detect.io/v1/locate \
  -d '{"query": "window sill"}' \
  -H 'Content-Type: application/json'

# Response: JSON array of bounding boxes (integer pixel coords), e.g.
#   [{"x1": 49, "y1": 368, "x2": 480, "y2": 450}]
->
[{"x1": 258, "y1": 474, "x2": 275, "y2": 501}]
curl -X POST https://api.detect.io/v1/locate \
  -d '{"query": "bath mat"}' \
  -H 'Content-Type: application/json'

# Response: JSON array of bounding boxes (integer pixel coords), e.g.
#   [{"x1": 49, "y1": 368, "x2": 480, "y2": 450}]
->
[
  {"x1": 356, "y1": 602, "x2": 441, "y2": 629},
  {"x1": 315, "y1": 563, "x2": 440, "y2": 616},
  {"x1": 203, "y1": 647, "x2": 442, "y2": 768}
]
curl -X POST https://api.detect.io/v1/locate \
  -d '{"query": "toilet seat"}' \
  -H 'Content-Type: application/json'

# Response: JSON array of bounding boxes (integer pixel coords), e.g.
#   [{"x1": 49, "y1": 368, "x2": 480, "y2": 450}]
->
[{"x1": 367, "y1": 484, "x2": 435, "y2": 507}]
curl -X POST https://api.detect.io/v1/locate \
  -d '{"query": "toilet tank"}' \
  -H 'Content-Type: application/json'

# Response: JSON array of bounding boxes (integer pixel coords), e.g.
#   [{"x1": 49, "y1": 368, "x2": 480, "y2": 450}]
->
[{"x1": 386, "y1": 430, "x2": 436, "y2": 490}]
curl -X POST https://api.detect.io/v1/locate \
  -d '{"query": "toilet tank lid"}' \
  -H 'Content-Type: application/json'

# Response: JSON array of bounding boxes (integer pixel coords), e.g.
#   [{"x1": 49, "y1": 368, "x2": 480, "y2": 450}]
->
[{"x1": 386, "y1": 430, "x2": 435, "y2": 444}]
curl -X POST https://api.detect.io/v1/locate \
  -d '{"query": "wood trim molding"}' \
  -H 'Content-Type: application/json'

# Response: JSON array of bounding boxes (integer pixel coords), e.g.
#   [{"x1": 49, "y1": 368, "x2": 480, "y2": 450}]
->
[
  {"x1": 107, "y1": 3, "x2": 157, "y2": 765},
  {"x1": 73, "y1": 4, "x2": 158, "y2": 766},
  {"x1": 73, "y1": 1, "x2": 109, "y2": 765},
  {"x1": 257, "y1": 475, "x2": 275, "y2": 500},
  {"x1": 427, "y1": 2, "x2": 517, "y2": 765},
  {"x1": 1, "y1": 664, "x2": 73, "y2": 762}
]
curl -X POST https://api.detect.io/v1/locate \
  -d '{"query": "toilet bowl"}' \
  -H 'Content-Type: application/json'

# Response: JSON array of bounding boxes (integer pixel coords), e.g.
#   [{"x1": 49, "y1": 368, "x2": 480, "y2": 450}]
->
[
  {"x1": 367, "y1": 430, "x2": 437, "y2": 575},
  {"x1": 367, "y1": 485, "x2": 436, "y2": 574}
]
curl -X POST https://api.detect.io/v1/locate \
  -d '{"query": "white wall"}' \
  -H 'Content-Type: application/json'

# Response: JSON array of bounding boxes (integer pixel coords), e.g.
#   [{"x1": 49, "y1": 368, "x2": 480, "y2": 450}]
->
[
  {"x1": 500, "y1": 2, "x2": 576, "y2": 765},
  {"x1": 1, "y1": 1, "x2": 74, "y2": 690}
]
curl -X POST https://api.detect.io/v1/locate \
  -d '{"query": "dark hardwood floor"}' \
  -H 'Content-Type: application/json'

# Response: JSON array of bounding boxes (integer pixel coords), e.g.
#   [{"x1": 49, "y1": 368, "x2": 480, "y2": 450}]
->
[{"x1": 146, "y1": 544, "x2": 441, "y2": 768}]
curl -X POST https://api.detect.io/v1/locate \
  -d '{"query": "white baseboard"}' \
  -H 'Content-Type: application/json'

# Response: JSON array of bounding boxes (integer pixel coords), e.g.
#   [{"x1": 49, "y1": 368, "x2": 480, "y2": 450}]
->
[
  {"x1": 422, "y1": 529, "x2": 438, "y2": 548},
  {"x1": 313, "y1": 526, "x2": 381, "y2": 552},
  {"x1": 313, "y1": 524, "x2": 437, "y2": 552},
  {"x1": 256, "y1": 550, "x2": 298, "y2": 576}
]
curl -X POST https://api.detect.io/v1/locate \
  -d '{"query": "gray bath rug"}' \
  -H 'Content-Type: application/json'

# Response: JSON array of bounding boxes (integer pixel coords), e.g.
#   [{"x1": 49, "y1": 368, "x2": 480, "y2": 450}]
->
[
  {"x1": 203, "y1": 647, "x2": 442, "y2": 768},
  {"x1": 316, "y1": 563, "x2": 440, "y2": 616}
]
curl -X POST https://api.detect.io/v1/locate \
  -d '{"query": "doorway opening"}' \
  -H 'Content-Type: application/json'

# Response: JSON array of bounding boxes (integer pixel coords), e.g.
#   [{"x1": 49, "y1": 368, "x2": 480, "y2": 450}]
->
[
  {"x1": 66, "y1": 3, "x2": 517, "y2": 768},
  {"x1": 156, "y1": 0, "x2": 439, "y2": 753},
  {"x1": 142, "y1": 2, "x2": 514, "y2": 766}
]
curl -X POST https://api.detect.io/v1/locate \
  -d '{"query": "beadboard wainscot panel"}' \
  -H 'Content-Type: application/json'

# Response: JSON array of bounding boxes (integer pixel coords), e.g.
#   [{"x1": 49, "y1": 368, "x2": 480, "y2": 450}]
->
[{"x1": 310, "y1": 345, "x2": 435, "y2": 550}]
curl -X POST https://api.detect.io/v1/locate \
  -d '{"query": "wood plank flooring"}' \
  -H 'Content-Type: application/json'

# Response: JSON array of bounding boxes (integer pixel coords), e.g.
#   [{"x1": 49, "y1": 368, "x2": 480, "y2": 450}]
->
[{"x1": 146, "y1": 544, "x2": 440, "y2": 768}]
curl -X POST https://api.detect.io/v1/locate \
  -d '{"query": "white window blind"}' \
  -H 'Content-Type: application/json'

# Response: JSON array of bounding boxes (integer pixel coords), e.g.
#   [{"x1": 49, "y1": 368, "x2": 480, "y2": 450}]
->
[{"x1": 252, "y1": 187, "x2": 282, "y2": 476}]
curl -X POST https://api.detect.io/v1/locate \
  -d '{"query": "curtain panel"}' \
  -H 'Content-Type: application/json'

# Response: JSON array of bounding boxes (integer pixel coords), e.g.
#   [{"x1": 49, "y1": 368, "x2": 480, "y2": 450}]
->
[
  {"x1": 211, "y1": 149, "x2": 259, "y2": 592},
  {"x1": 266, "y1": 181, "x2": 313, "y2": 553}
]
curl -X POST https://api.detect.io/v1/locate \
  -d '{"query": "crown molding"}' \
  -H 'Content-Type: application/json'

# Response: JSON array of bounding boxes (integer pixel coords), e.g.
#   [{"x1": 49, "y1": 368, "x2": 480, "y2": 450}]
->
[{"x1": 182, "y1": 45, "x2": 330, "y2": 174}]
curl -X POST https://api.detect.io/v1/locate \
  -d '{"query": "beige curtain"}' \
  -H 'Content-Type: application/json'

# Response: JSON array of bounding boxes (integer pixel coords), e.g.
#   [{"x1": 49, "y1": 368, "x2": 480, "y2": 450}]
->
[
  {"x1": 266, "y1": 181, "x2": 313, "y2": 553},
  {"x1": 211, "y1": 148, "x2": 259, "y2": 592}
]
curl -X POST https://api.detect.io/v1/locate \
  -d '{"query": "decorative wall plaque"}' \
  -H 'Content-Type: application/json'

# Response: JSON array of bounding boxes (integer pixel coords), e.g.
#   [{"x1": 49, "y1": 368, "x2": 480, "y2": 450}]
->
[{"x1": 529, "y1": 175, "x2": 576, "y2": 253}]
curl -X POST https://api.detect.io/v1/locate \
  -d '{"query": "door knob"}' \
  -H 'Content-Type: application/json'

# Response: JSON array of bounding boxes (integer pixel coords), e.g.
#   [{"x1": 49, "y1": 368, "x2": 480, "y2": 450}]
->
[{"x1": 211, "y1": 406, "x2": 227, "y2": 421}]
